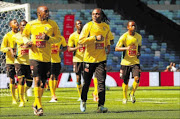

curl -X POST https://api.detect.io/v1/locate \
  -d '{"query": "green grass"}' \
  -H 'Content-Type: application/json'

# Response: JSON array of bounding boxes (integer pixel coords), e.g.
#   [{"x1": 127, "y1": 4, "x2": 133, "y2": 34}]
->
[{"x1": 0, "y1": 87, "x2": 180, "y2": 119}]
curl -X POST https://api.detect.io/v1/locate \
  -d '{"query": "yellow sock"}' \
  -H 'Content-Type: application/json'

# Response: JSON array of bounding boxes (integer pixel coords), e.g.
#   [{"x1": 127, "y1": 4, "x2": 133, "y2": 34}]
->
[
  {"x1": 24, "y1": 83, "x2": 30, "y2": 100},
  {"x1": 10, "y1": 84, "x2": 16, "y2": 101},
  {"x1": 54, "y1": 80, "x2": 57, "y2": 92},
  {"x1": 76, "y1": 84, "x2": 82, "y2": 98},
  {"x1": 18, "y1": 85, "x2": 24, "y2": 103},
  {"x1": 49, "y1": 80, "x2": 55, "y2": 97},
  {"x1": 131, "y1": 81, "x2": 139, "y2": 95},
  {"x1": 122, "y1": 83, "x2": 128, "y2": 99},
  {"x1": 34, "y1": 87, "x2": 42, "y2": 109},
  {"x1": 93, "y1": 77, "x2": 98, "y2": 96}
]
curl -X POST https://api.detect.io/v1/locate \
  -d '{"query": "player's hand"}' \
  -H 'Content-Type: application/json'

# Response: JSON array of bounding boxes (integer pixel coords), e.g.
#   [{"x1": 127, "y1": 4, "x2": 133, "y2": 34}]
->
[
  {"x1": 42, "y1": 32, "x2": 49, "y2": 41},
  {"x1": 78, "y1": 44, "x2": 83, "y2": 49},
  {"x1": 137, "y1": 52, "x2": 141, "y2": 58},
  {"x1": 25, "y1": 41, "x2": 33, "y2": 48},
  {"x1": 96, "y1": 35, "x2": 104, "y2": 41}
]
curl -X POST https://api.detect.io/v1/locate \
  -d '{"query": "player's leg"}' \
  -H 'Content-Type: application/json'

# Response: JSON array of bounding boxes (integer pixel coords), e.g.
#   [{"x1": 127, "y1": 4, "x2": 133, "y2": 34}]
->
[
  {"x1": 74, "y1": 62, "x2": 82, "y2": 101},
  {"x1": 120, "y1": 66, "x2": 130, "y2": 104},
  {"x1": 15, "y1": 64, "x2": 26, "y2": 107},
  {"x1": 30, "y1": 60, "x2": 43, "y2": 116},
  {"x1": 130, "y1": 64, "x2": 141, "y2": 103},
  {"x1": 80, "y1": 63, "x2": 95, "y2": 112},
  {"x1": 53, "y1": 63, "x2": 61, "y2": 100},
  {"x1": 95, "y1": 61, "x2": 108, "y2": 113},
  {"x1": 24, "y1": 65, "x2": 33, "y2": 102},
  {"x1": 92, "y1": 76, "x2": 98, "y2": 102},
  {"x1": 7, "y1": 64, "x2": 17, "y2": 104}
]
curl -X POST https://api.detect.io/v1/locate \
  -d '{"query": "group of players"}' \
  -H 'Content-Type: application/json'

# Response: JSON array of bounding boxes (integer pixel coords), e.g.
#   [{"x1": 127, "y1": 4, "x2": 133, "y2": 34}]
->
[{"x1": 0, "y1": 5, "x2": 142, "y2": 116}]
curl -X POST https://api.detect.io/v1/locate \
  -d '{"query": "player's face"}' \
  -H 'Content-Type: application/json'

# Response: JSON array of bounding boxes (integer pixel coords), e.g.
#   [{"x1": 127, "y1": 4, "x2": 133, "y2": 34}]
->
[
  {"x1": 20, "y1": 21, "x2": 27, "y2": 32},
  {"x1": 92, "y1": 9, "x2": 102, "y2": 23},
  {"x1": 75, "y1": 20, "x2": 83, "y2": 31},
  {"x1": 127, "y1": 21, "x2": 136, "y2": 32},
  {"x1": 10, "y1": 20, "x2": 19, "y2": 29},
  {"x1": 38, "y1": 6, "x2": 49, "y2": 21}
]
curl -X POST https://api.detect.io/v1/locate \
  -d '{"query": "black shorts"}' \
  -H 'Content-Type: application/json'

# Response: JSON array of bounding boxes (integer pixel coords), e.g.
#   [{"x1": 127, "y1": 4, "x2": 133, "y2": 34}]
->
[
  {"x1": 73, "y1": 62, "x2": 83, "y2": 75},
  {"x1": 120, "y1": 64, "x2": 141, "y2": 80},
  {"x1": 51, "y1": 63, "x2": 61, "y2": 77},
  {"x1": 14, "y1": 64, "x2": 32, "y2": 80},
  {"x1": 6, "y1": 64, "x2": 16, "y2": 79},
  {"x1": 30, "y1": 60, "x2": 50, "y2": 79}
]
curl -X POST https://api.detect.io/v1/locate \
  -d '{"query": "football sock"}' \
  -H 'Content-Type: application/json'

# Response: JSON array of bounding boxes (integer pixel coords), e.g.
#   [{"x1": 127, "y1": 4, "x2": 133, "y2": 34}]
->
[
  {"x1": 122, "y1": 83, "x2": 128, "y2": 99},
  {"x1": 34, "y1": 87, "x2": 42, "y2": 109},
  {"x1": 10, "y1": 84, "x2": 16, "y2": 101},
  {"x1": 49, "y1": 80, "x2": 55, "y2": 97},
  {"x1": 131, "y1": 81, "x2": 139, "y2": 96},
  {"x1": 77, "y1": 84, "x2": 82, "y2": 98},
  {"x1": 54, "y1": 80, "x2": 57, "y2": 92},
  {"x1": 93, "y1": 77, "x2": 98, "y2": 96},
  {"x1": 18, "y1": 85, "x2": 24, "y2": 103}
]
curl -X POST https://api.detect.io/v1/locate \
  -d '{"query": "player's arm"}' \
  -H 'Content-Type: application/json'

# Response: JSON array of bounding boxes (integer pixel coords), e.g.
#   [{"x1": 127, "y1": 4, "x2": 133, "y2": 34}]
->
[
  {"x1": 0, "y1": 34, "x2": 11, "y2": 53},
  {"x1": 59, "y1": 36, "x2": 67, "y2": 52},
  {"x1": 115, "y1": 35, "x2": 130, "y2": 52},
  {"x1": 45, "y1": 21, "x2": 61, "y2": 44},
  {"x1": 79, "y1": 23, "x2": 97, "y2": 44},
  {"x1": 105, "y1": 29, "x2": 111, "y2": 54},
  {"x1": 137, "y1": 35, "x2": 142, "y2": 58},
  {"x1": 68, "y1": 34, "x2": 79, "y2": 52}
]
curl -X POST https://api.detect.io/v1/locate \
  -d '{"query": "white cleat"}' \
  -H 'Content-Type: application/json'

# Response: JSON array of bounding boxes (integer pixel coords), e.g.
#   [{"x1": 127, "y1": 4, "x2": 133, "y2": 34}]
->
[
  {"x1": 80, "y1": 101, "x2": 86, "y2": 112},
  {"x1": 49, "y1": 98, "x2": 57, "y2": 103},
  {"x1": 122, "y1": 99, "x2": 128, "y2": 104},
  {"x1": 19, "y1": 102, "x2": 25, "y2": 107},
  {"x1": 77, "y1": 97, "x2": 81, "y2": 101},
  {"x1": 97, "y1": 106, "x2": 108, "y2": 113},
  {"x1": 130, "y1": 94, "x2": 136, "y2": 103}
]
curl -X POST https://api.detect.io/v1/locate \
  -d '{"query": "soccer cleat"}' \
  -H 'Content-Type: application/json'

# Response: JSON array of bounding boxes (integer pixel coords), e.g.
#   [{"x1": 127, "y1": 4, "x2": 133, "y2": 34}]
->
[
  {"x1": 12, "y1": 100, "x2": 17, "y2": 104},
  {"x1": 36, "y1": 108, "x2": 43, "y2": 116},
  {"x1": 80, "y1": 101, "x2": 86, "y2": 112},
  {"x1": 122, "y1": 99, "x2": 128, "y2": 104},
  {"x1": 49, "y1": 98, "x2": 57, "y2": 103},
  {"x1": 77, "y1": 97, "x2": 81, "y2": 101},
  {"x1": 19, "y1": 102, "x2": 25, "y2": 107},
  {"x1": 130, "y1": 94, "x2": 136, "y2": 103},
  {"x1": 32, "y1": 105, "x2": 38, "y2": 115},
  {"x1": 97, "y1": 106, "x2": 108, "y2": 113},
  {"x1": 92, "y1": 93, "x2": 99, "y2": 102}
]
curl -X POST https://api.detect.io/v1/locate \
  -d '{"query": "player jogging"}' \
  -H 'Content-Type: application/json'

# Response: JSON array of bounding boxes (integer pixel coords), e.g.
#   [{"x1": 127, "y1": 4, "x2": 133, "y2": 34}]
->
[
  {"x1": 115, "y1": 20, "x2": 142, "y2": 104},
  {"x1": 68, "y1": 20, "x2": 84, "y2": 101},
  {"x1": 1, "y1": 19, "x2": 19, "y2": 105},
  {"x1": 12, "y1": 20, "x2": 33, "y2": 107},
  {"x1": 22, "y1": 6, "x2": 61, "y2": 116},
  {"x1": 79, "y1": 8, "x2": 111, "y2": 113},
  {"x1": 49, "y1": 35, "x2": 67, "y2": 102}
]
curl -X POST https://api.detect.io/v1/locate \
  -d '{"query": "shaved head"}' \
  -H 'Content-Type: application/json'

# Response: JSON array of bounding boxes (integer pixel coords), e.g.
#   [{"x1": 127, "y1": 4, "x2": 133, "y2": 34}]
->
[{"x1": 37, "y1": 6, "x2": 49, "y2": 21}]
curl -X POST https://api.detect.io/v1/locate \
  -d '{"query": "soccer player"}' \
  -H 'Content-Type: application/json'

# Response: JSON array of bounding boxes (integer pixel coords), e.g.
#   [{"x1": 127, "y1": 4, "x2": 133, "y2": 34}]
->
[
  {"x1": 68, "y1": 20, "x2": 84, "y2": 101},
  {"x1": 92, "y1": 31, "x2": 114, "y2": 102},
  {"x1": 22, "y1": 6, "x2": 61, "y2": 116},
  {"x1": 79, "y1": 8, "x2": 111, "y2": 113},
  {"x1": 49, "y1": 35, "x2": 67, "y2": 102},
  {"x1": 12, "y1": 20, "x2": 33, "y2": 107},
  {"x1": 115, "y1": 20, "x2": 142, "y2": 104},
  {"x1": 0, "y1": 19, "x2": 19, "y2": 104}
]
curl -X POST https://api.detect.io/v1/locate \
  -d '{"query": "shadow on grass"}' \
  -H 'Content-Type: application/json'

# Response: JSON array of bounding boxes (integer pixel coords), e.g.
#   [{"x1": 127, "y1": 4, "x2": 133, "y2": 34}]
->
[{"x1": 108, "y1": 109, "x2": 180, "y2": 114}]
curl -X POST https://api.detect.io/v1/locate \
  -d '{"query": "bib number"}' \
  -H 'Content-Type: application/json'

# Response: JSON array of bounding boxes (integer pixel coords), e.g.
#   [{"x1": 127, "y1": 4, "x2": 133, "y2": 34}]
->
[
  {"x1": 21, "y1": 49, "x2": 29, "y2": 55},
  {"x1": 36, "y1": 41, "x2": 46, "y2": 48},
  {"x1": 79, "y1": 47, "x2": 85, "y2": 52},
  {"x1": 95, "y1": 43, "x2": 104, "y2": 49},
  {"x1": 51, "y1": 49, "x2": 58, "y2": 54}
]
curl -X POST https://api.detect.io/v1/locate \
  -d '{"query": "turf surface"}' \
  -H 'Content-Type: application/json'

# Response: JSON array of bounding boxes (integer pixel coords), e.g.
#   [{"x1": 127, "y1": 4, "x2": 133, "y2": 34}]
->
[{"x1": 0, "y1": 86, "x2": 180, "y2": 119}]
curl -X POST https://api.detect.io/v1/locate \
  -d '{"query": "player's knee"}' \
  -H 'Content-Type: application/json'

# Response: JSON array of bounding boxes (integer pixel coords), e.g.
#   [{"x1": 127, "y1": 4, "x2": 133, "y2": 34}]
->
[{"x1": 134, "y1": 76, "x2": 139, "y2": 83}]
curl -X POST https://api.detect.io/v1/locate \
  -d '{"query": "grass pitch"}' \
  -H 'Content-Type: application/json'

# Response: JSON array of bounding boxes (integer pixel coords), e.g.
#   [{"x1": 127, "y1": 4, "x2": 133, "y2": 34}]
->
[{"x1": 0, "y1": 86, "x2": 180, "y2": 119}]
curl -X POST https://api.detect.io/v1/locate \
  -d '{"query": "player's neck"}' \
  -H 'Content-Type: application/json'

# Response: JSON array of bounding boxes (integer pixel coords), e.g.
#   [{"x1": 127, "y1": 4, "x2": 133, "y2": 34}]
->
[
  {"x1": 12, "y1": 28, "x2": 18, "y2": 33},
  {"x1": 77, "y1": 30, "x2": 81, "y2": 34},
  {"x1": 128, "y1": 30, "x2": 135, "y2": 36}
]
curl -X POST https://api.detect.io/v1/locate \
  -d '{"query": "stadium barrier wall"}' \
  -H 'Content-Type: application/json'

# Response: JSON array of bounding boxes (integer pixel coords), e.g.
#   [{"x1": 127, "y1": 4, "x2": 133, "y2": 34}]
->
[{"x1": 0, "y1": 72, "x2": 179, "y2": 88}]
